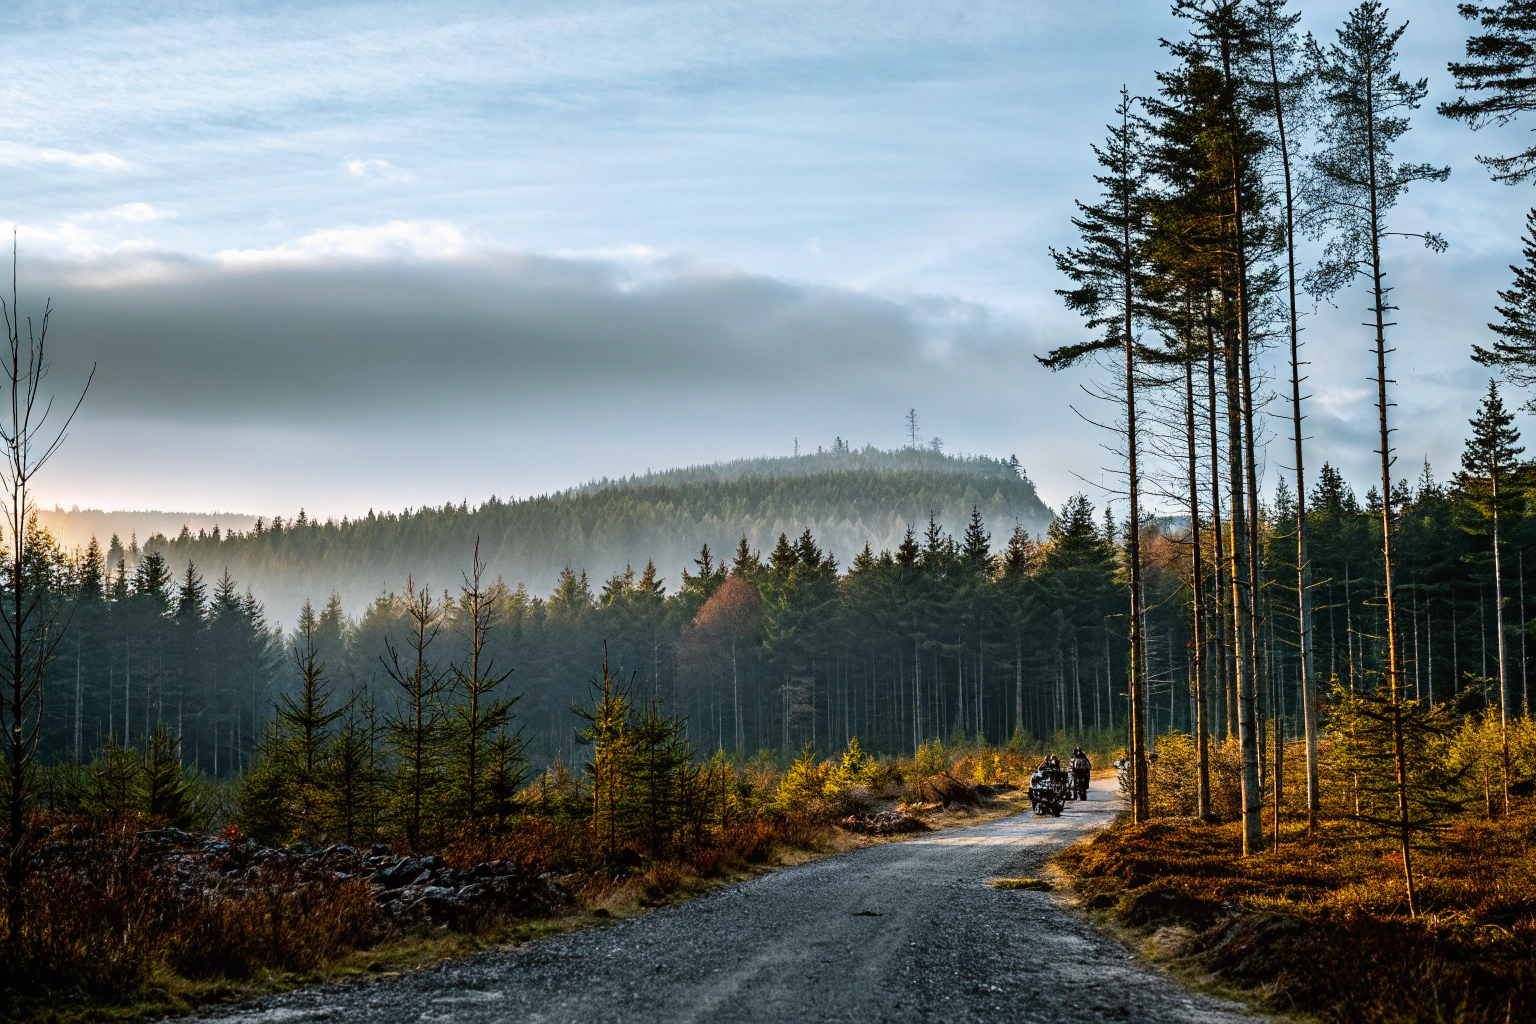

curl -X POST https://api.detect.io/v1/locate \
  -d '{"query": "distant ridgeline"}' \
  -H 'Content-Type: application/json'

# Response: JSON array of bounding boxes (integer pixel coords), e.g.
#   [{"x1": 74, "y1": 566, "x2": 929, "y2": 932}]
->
[
  {"x1": 116, "y1": 447, "x2": 1052, "y2": 624},
  {"x1": 37, "y1": 507, "x2": 260, "y2": 556}
]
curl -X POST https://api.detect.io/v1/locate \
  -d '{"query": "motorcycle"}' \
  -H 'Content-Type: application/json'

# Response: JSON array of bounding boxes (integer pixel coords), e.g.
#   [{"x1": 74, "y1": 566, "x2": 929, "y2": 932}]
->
[
  {"x1": 1028, "y1": 766, "x2": 1069, "y2": 817},
  {"x1": 1070, "y1": 755, "x2": 1091, "y2": 801}
]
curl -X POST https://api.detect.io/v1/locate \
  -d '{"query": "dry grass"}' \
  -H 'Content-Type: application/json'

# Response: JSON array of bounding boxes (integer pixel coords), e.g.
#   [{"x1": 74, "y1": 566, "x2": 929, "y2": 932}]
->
[
  {"x1": 4, "y1": 742, "x2": 1044, "y2": 1024},
  {"x1": 2, "y1": 824, "x2": 390, "y2": 1024},
  {"x1": 1056, "y1": 810, "x2": 1536, "y2": 1023}
]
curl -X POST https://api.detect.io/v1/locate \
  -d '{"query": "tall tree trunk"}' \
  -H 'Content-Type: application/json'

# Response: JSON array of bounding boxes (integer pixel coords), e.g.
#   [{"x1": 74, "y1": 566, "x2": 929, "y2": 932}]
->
[
  {"x1": 1365, "y1": 71, "x2": 1417, "y2": 916},
  {"x1": 1221, "y1": 29, "x2": 1263, "y2": 857},
  {"x1": 1206, "y1": 328, "x2": 1233, "y2": 744},
  {"x1": 1493, "y1": 476, "x2": 1511, "y2": 815},
  {"x1": 1225, "y1": 311, "x2": 1261, "y2": 855},
  {"x1": 1186, "y1": 350, "x2": 1211, "y2": 818},
  {"x1": 1122, "y1": 103, "x2": 1148, "y2": 823},
  {"x1": 1267, "y1": 27, "x2": 1320, "y2": 827}
]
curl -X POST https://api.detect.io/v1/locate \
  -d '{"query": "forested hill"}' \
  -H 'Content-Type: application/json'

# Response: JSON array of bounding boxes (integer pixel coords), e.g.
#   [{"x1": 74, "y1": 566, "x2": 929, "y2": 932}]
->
[{"x1": 129, "y1": 447, "x2": 1052, "y2": 624}]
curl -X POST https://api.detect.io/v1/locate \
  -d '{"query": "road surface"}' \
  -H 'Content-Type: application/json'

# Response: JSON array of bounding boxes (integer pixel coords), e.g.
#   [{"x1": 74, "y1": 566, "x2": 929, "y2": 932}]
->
[{"x1": 186, "y1": 778, "x2": 1264, "y2": 1023}]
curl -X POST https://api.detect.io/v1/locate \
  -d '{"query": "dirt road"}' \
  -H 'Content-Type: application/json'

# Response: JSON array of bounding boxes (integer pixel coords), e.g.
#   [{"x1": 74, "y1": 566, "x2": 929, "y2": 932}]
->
[{"x1": 186, "y1": 778, "x2": 1264, "y2": 1023}]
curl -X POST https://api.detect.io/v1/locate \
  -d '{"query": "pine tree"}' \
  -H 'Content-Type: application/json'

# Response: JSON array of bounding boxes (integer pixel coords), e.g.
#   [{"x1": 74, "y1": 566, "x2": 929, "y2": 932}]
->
[
  {"x1": 275, "y1": 611, "x2": 344, "y2": 841},
  {"x1": 730, "y1": 536, "x2": 762, "y2": 581},
  {"x1": 1457, "y1": 380, "x2": 1525, "y2": 815},
  {"x1": 576, "y1": 648, "x2": 632, "y2": 863},
  {"x1": 383, "y1": 579, "x2": 446, "y2": 853},
  {"x1": 1257, "y1": 0, "x2": 1321, "y2": 830},
  {"x1": 1305, "y1": 0, "x2": 1450, "y2": 914},
  {"x1": 78, "y1": 537, "x2": 105, "y2": 601},
  {"x1": 446, "y1": 543, "x2": 524, "y2": 826},
  {"x1": 1038, "y1": 86, "x2": 1153, "y2": 823},
  {"x1": 1443, "y1": 0, "x2": 1536, "y2": 184},
  {"x1": 324, "y1": 689, "x2": 380, "y2": 846},
  {"x1": 1474, "y1": 208, "x2": 1536, "y2": 391}
]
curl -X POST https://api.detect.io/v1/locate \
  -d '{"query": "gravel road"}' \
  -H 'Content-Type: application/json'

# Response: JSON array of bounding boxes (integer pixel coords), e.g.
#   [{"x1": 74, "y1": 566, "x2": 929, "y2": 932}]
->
[{"x1": 186, "y1": 778, "x2": 1265, "y2": 1024}]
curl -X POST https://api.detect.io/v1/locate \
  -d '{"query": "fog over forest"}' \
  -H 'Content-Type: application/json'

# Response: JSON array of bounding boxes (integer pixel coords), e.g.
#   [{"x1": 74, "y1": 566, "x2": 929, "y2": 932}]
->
[{"x1": 74, "y1": 446, "x2": 1051, "y2": 626}]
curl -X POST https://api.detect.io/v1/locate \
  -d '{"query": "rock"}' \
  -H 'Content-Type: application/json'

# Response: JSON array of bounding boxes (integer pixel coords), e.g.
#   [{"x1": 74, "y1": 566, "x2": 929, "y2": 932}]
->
[
  {"x1": 838, "y1": 811, "x2": 934, "y2": 836},
  {"x1": 408, "y1": 891, "x2": 461, "y2": 926},
  {"x1": 373, "y1": 858, "x2": 424, "y2": 890}
]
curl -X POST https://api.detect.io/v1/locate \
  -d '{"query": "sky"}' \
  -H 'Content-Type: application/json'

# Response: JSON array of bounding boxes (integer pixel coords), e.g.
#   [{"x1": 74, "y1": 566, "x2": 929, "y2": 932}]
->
[{"x1": 2, "y1": 0, "x2": 1531, "y2": 522}]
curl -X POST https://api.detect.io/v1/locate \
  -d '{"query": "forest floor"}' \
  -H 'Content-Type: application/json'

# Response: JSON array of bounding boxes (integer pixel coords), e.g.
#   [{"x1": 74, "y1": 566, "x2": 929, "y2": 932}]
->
[
  {"x1": 1056, "y1": 808, "x2": 1536, "y2": 1024},
  {"x1": 164, "y1": 777, "x2": 1264, "y2": 1024}
]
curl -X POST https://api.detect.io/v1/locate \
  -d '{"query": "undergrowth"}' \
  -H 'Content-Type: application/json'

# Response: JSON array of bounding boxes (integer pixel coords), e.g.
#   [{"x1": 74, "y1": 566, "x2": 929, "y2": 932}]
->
[
  {"x1": 2, "y1": 734, "x2": 1040, "y2": 1024},
  {"x1": 1057, "y1": 741, "x2": 1536, "y2": 1024}
]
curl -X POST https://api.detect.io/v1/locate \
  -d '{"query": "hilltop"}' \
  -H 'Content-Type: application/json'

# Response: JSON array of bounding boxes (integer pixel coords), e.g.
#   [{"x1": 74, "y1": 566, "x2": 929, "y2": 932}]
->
[{"x1": 129, "y1": 446, "x2": 1052, "y2": 622}]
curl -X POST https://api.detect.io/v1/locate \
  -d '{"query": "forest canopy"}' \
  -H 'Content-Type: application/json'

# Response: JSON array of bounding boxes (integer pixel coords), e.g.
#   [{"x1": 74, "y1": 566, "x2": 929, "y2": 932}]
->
[{"x1": 103, "y1": 445, "x2": 1051, "y2": 626}]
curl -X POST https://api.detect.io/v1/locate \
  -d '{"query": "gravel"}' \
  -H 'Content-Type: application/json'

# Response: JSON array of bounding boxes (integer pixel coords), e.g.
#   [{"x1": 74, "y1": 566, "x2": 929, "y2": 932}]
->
[{"x1": 181, "y1": 778, "x2": 1267, "y2": 1024}]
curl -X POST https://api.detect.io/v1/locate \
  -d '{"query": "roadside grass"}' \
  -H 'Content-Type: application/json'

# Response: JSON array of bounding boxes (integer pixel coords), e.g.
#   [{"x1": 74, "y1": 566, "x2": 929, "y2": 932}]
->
[
  {"x1": 7, "y1": 743, "x2": 1047, "y2": 1024},
  {"x1": 1055, "y1": 809, "x2": 1536, "y2": 1024}
]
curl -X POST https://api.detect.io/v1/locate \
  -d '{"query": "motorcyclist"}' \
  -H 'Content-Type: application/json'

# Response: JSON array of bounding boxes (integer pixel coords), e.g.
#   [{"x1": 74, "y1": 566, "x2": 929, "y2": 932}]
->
[
  {"x1": 1070, "y1": 747, "x2": 1091, "y2": 800},
  {"x1": 1029, "y1": 757, "x2": 1066, "y2": 817}
]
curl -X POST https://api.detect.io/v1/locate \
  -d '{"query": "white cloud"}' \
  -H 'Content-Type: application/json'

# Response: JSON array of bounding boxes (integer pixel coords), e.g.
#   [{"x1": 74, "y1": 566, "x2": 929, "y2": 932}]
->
[
  {"x1": 344, "y1": 158, "x2": 414, "y2": 182},
  {"x1": 2, "y1": 204, "x2": 179, "y2": 270},
  {"x1": 216, "y1": 220, "x2": 470, "y2": 267},
  {"x1": 77, "y1": 203, "x2": 176, "y2": 223},
  {"x1": 0, "y1": 142, "x2": 128, "y2": 172},
  {"x1": 553, "y1": 243, "x2": 663, "y2": 262}
]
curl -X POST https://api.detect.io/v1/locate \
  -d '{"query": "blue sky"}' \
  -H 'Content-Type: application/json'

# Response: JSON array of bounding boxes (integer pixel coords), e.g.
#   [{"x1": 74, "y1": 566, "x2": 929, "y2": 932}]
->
[{"x1": 2, "y1": 0, "x2": 1529, "y2": 524}]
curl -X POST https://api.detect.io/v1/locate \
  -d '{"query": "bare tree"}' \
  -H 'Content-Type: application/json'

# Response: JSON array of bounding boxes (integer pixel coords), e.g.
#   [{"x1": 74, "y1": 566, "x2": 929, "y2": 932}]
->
[{"x1": 1, "y1": 240, "x2": 93, "y2": 953}]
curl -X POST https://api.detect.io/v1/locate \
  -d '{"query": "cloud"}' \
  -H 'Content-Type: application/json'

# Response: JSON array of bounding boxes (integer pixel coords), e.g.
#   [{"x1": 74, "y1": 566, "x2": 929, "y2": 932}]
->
[
  {"x1": 76, "y1": 203, "x2": 176, "y2": 224},
  {"x1": 0, "y1": 142, "x2": 129, "y2": 172},
  {"x1": 30, "y1": 241, "x2": 1036, "y2": 432},
  {"x1": 215, "y1": 220, "x2": 470, "y2": 267},
  {"x1": 343, "y1": 159, "x2": 414, "y2": 182},
  {"x1": 6, "y1": 204, "x2": 179, "y2": 269}
]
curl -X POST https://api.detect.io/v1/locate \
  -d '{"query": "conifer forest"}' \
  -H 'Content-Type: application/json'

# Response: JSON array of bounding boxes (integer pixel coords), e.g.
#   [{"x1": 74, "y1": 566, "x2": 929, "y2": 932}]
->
[{"x1": 16, "y1": 1, "x2": 1536, "y2": 1021}]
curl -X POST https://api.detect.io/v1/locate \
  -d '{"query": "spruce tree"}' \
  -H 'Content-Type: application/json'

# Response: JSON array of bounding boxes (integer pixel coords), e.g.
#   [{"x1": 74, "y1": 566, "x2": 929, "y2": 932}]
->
[
  {"x1": 140, "y1": 722, "x2": 196, "y2": 829},
  {"x1": 382, "y1": 579, "x2": 446, "y2": 853},
  {"x1": 325, "y1": 688, "x2": 380, "y2": 846},
  {"x1": 575, "y1": 648, "x2": 632, "y2": 863},
  {"x1": 276, "y1": 611, "x2": 344, "y2": 841},
  {"x1": 175, "y1": 562, "x2": 207, "y2": 620},
  {"x1": 1166, "y1": 0, "x2": 1274, "y2": 857},
  {"x1": 446, "y1": 543, "x2": 524, "y2": 826},
  {"x1": 78, "y1": 537, "x2": 105, "y2": 601},
  {"x1": 1457, "y1": 380, "x2": 1525, "y2": 815},
  {"x1": 730, "y1": 536, "x2": 762, "y2": 581},
  {"x1": 132, "y1": 550, "x2": 171, "y2": 607}
]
